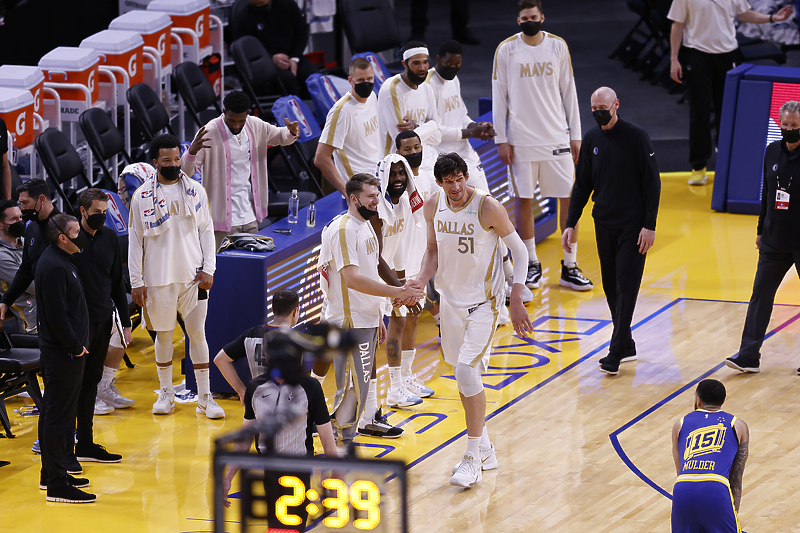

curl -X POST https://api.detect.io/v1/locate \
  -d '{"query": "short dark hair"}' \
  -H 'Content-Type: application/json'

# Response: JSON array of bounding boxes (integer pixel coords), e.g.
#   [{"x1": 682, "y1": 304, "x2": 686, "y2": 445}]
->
[
  {"x1": 78, "y1": 188, "x2": 109, "y2": 212},
  {"x1": 395, "y1": 130, "x2": 420, "y2": 150},
  {"x1": 518, "y1": 0, "x2": 543, "y2": 13},
  {"x1": 0, "y1": 199, "x2": 19, "y2": 222},
  {"x1": 434, "y1": 152, "x2": 468, "y2": 182},
  {"x1": 349, "y1": 57, "x2": 372, "y2": 75},
  {"x1": 696, "y1": 379, "x2": 726, "y2": 407},
  {"x1": 223, "y1": 90, "x2": 251, "y2": 114},
  {"x1": 149, "y1": 134, "x2": 182, "y2": 162},
  {"x1": 438, "y1": 40, "x2": 463, "y2": 58},
  {"x1": 17, "y1": 178, "x2": 50, "y2": 201},
  {"x1": 346, "y1": 173, "x2": 380, "y2": 197},
  {"x1": 46, "y1": 213, "x2": 78, "y2": 244},
  {"x1": 272, "y1": 289, "x2": 300, "y2": 317}
]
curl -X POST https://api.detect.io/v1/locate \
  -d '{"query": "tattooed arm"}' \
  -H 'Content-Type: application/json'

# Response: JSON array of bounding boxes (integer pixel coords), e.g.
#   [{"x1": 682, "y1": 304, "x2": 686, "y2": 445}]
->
[{"x1": 729, "y1": 418, "x2": 750, "y2": 512}]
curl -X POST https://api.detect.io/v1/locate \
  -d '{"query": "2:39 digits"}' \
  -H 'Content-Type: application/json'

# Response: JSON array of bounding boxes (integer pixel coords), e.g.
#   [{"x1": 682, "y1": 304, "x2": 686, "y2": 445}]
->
[{"x1": 275, "y1": 476, "x2": 381, "y2": 530}]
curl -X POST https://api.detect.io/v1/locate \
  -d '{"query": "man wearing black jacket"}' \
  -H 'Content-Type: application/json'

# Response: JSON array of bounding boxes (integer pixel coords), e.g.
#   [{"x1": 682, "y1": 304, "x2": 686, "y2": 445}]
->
[
  {"x1": 563, "y1": 86, "x2": 661, "y2": 376},
  {"x1": 36, "y1": 214, "x2": 95, "y2": 503},
  {"x1": 726, "y1": 100, "x2": 800, "y2": 375}
]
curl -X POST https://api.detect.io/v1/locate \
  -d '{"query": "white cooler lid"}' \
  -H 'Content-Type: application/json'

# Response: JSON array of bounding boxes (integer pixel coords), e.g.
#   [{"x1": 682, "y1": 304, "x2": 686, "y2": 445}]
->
[
  {"x1": 0, "y1": 87, "x2": 35, "y2": 113},
  {"x1": 0, "y1": 65, "x2": 45, "y2": 88},
  {"x1": 80, "y1": 30, "x2": 144, "y2": 54},
  {"x1": 39, "y1": 47, "x2": 100, "y2": 71},
  {"x1": 147, "y1": 0, "x2": 209, "y2": 15},
  {"x1": 110, "y1": 11, "x2": 172, "y2": 33}
]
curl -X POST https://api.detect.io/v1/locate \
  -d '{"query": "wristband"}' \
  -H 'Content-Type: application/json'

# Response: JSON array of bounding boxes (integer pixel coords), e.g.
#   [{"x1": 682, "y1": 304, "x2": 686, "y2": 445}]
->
[{"x1": 770, "y1": 14, "x2": 774, "y2": 22}]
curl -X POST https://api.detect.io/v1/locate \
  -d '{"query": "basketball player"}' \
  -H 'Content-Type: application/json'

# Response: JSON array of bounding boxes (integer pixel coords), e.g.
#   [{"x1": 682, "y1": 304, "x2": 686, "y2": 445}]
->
[
  {"x1": 315, "y1": 57, "x2": 381, "y2": 197},
  {"x1": 319, "y1": 174, "x2": 424, "y2": 447},
  {"x1": 671, "y1": 379, "x2": 749, "y2": 533},
  {"x1": 492, "y1": 0, "x2": 592, "y2": 292},
  {"x1": 413, "y1": 153, "x2": 533, "y2": 488},
  {"x1": 129, "y1": 134, "x2": 224, "y2": 419}
]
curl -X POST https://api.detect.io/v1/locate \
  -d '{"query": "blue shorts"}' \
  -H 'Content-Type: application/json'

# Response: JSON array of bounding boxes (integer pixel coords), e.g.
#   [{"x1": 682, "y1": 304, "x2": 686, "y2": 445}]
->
[{"x1": 672, "y1": 480, "x2": 741, "y2": 533}]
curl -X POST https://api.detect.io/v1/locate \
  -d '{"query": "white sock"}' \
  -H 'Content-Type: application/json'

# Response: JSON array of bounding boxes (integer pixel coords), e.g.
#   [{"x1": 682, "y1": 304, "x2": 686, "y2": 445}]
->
[
  {"x1": 195, "y1": 368, "x2": 210, "y2": 400},
  {"x1": 502, "y1": 255, "x2": 514, "y2": 279},
  {"x1": 401, "y1": 349, "x2": 415, "y2": 377},
  {"x1": 363, "y1": 378, "x2": 378, "y2": 421},
  {"x1": 480, "y1": 425, "x2": 491, "y2": 447},
  {"x1": 564, "y1": 241, "x2": 577, "y2": 267},
  {"x1": 100, "y1": 366, "x2": 116, "y2": 388},
  {"x1": 466, "y1": 435, "x2": 481, "y2": 457},
  {"x1": 388, "y1": 367, "x2": 402, "y2": 390},
  {"x1": 157, "y1": 365, "x2": 174, "y2": 393},
  {"x1": 311, "y1": 370, "x2": 326, "y2": 385},
  {"x1": 524, "y1": 238, "x2": 538, "y2": 264}
]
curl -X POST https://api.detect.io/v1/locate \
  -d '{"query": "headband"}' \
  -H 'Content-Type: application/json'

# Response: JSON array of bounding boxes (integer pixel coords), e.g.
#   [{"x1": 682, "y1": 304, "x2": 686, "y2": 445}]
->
[{"x1": 403, "y1": 47, "x2": 429, "y2": 61}]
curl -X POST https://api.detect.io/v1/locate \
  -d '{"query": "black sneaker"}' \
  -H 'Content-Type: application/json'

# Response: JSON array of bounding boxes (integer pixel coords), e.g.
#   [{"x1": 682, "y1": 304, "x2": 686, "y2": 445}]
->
[
  {"x1": 526, "y1": 262, "x2": 542, "y2": 289},
  {"x1": 559, "y1": 261, "x2": 593, "y2": 291},
  {"x1": 599, "y1": 354, "x2": 637, "y2": 365},
  {"x1": 725, "y1": 355, "x2": 761, "y2": 373},
  {"x1": 46, "y1": 484, "x2": 97, "y2": 503},
  {"x1": 797, "y1": 366, "x2": 800, "y2": 375},
  {"x1": 39, "y1": 474, "x2": 90, "y2": 490},
  {"x1": 65, "y1": 452, "x2": 83, "y2": 475},
  {"x1": 358, "y1": 408, "x2": 404, "y2": 438},
  {"x1": 75, "y1": 443, "x2": 122, "y2": 463},
  {"x1": 599, "y1": 357, "x2": 620, "y2": 375}
]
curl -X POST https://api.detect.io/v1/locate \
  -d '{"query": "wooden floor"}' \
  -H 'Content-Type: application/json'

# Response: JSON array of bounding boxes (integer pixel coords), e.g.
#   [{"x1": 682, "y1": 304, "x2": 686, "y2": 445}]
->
[{"x1": 2, "y1": 173, "x2": 800, "y2": 533}]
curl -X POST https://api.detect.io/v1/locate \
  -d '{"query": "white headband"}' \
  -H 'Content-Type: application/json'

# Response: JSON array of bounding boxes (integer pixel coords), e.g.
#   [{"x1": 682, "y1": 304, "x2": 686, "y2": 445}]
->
[{"x1": 403, "y1": 47, "x2": 429, "y2": 61}]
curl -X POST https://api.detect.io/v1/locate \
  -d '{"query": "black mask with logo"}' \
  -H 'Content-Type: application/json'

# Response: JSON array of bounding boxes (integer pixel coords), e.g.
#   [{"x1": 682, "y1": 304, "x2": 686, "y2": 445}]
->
[
  {"x1": 402, "y1": 151, "x2": 423, "y2": 169},
  {"x1": 437, "y1": 65, "x2": 460, "y2": 81},
  {"x1": 781, "y1": 127, "x2": 800, "y2": 144},
  {"x1": 21, "y1": 198, "x2": 41, "y2": 223},
  {"x1": 6, "y1": 220, "x2": 25, "y2": 238},
  {"x1": 353, "y1": 81, "x2": 374, "y2": 98},
  {"x1": 520, "y1": 20, "x2": 542, "y2": 37},
  {"x1": 159, "y1": 165, "x2": 181, "y2": 182}
]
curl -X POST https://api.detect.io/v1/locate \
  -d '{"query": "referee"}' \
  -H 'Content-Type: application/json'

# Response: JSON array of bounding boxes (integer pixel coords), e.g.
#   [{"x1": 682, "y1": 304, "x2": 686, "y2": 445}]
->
[{"x1": 563, "y1": 86, "x2": 661, "y2": 376}]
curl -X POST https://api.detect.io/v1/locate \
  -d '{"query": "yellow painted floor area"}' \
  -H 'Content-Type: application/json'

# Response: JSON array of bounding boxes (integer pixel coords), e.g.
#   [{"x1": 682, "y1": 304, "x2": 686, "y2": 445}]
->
[{"x1": 2, "y1": 173, "x2": 800, "y2": 532}]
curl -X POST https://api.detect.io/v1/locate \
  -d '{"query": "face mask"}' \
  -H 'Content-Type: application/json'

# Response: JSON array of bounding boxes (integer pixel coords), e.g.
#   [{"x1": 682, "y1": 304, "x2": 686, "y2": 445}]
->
[
  {"x1": 781, "y1": 127, "x2": 800, "y2": 144},
  {"x1": 160, "y1": 165, "x2": 181, "y2": 182},
  {"x1": 403, "y1": 151, "x2": 423, "y2": 169},
  {"x1": 85, "y1": 213, "x2": 106, "y2": 231},
  {"x1": 353, "y1": 81, "x2": 374, "y2": 98},
  {"x1": 6, "y1": 220, "x2": 25, "y2": 238},
  {"x1": 405, "y1": 68, "x2": 427, "y2": 86},
  {"x1": 437, "y1": 65, "x2": 460, "y2": 81},
  {"x1": 21, "y1": 198, "x2": 40, "y2": 223},
  {"x1": 387, "y1": 179, "x2": 408, "y2": 199},
  {"x1": 520, "y1": 20, "x2": 541, "y2": 37},
  {"x1": 593, "y1": 109, "x2": 614, "y2": 127},
  {"x1": 354, "y1": 197, "x2": 377, "y2": 220},
  {"x1": 61, "y1": 228, "x2": 87, "y2": 252}
]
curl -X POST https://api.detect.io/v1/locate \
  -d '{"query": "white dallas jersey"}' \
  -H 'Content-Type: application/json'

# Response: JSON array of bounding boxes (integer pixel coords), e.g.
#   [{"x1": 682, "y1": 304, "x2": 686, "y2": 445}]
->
[
  {"x1": 319, "y1": 92, "x2": 381, "y2": 180},
  {"x1": 377, "y1": 74, "x2": 441, "y2": 171},
  {"x1": 380, "y1": 194, "x2": 411, "y2": 272},
  {"x1": 433, "y1": 188, "x2": 504, "y2": 309},
  {"x1": 320, "y1": 213, "x2": 383, "y2": 328},
  {"x1": 492, "y1": 32, "x2": 581, "y2": 162}
]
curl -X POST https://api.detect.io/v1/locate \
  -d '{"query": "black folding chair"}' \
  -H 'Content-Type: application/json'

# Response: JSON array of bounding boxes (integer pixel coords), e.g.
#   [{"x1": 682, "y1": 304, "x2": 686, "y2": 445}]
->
[
  {"x1": 34, "y1": 127, "x2": 93, "y2": 215},
  {"x1": 79, "y1": 108, "x2": 132, "y2": 191},
  {"x1": 0, "y1": 346, "x2": 43, "y2": 439},
  {"x1": 172, "y1": 61, "x2": 222, "y2": 131},
  {"x1": 127, "y1": 83, "x2": 176, "y2": 142},
  {"x1": 229, "y1": 36, "x2": 287, "y2": 122},
  {"x1": 339, "y1": 0, "x2": 402, "y2": 55}
]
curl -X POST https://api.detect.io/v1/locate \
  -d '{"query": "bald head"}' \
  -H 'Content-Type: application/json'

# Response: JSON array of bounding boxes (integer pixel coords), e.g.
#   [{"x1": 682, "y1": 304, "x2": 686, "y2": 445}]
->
[
  {"x1": 591, "y1": 87, "x2": 617, "y2": 108},
  {"x1": 590, "y1": 87, "x2": 619, "y2": 129}
]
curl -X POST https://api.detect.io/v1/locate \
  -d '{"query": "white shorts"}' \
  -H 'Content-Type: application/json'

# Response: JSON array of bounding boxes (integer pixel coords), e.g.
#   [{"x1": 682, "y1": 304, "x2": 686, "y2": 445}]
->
[
  {"x1": 110, "y1": 321, "x2": 124, "y2": 349},
  {"x1": 508, "y1": 158, "x2": 574, "y2": 199},
  {"x1": 467, "y1": 162, "x2": 490, "y2": 193},
  {"x1": 439, "y1": 297, "x2": 498, "y2": 369},
  {"x1": 143, "y1": 282, "x2": 202, "y2": 331}
]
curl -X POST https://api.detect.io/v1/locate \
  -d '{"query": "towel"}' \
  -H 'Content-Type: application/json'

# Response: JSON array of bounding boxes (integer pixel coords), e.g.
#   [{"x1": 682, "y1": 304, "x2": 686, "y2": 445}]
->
[
  {"x1": 137, "y1": 171, "x2": 204, "y2": 237},
  {"x1": 118, "y1": 162, "x2": 155, "y2": 208},
  {"x1": 375, "y1": 154, "x2": 424, "y2": 229}
]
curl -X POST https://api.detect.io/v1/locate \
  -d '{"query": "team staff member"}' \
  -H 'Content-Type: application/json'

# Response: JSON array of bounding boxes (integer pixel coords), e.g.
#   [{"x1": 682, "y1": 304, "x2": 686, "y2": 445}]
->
[
  {"x1": 315, "y1": 57, "x2": 381, "y2": 197},
  {"x1": 671, "y1": 379, "x2": 749, "y2": 533},
  {"x1": 69, "y1": 189, "x2": 128, "y2": 463},
  {"x1": 183, "y1": 90, "x2": 300, "y2": 249},
  {"x1": 36, "y1": 214, "x2": 94, "y2": 503},
  {"x1": 0, "y1": 200, "x2": 36, "y2": 334},
  {"x1": 563, "y1": 87, "x2": 660, "y2": 376},
  {"x1": 493, "y1": 0, "x2": 592, "y2": 292},
  {"x1": 726, "y1": 100, "x2": 800, "y2": 375}
]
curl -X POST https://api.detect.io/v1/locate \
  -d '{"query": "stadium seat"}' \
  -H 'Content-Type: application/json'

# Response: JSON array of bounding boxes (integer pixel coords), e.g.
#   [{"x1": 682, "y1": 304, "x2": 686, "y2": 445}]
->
[
  {"x1": 34, "y1": 127, "x2": 93, "y2": 215},
  {"x1": 172, "y1": 61, "x2": 222, "y2": 130},
  {"x1": 79, "y1": 108, "x2": 132, "y2": 191},
  {"x1": 127, "y1": 83, "x2": 175, "y2": 142},
  {"x1": 229, "y1": 36, "x2": 287, "y2": 122},
  {"x1": 0, "y1": 346, "x2": 43, "y2": 438},
  {"x1": 339, "y1": 0, "x2": 401, "y2": 55}
]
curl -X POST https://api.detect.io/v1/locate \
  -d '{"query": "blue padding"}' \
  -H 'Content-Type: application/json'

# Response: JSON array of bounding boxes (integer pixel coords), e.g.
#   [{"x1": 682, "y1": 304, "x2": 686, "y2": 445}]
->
[
  {"x1": 272, "y1": 95, "x2": 321, "y2": 143},
  {"x1": 742, "y1": 65, "x2": 800, "y2": 82},
  {"x1": 478, "y1": 97, "x2": 492, "y2": 117},
  {"x1": 306, "y1": 73, "x2": 344, "y2": 125},
  {"x1": 352, "y1": 52, "x2": 391, "y2": 94},
  {"x1": 103, "y1": 190, "x2": 129, "y2": 236}
]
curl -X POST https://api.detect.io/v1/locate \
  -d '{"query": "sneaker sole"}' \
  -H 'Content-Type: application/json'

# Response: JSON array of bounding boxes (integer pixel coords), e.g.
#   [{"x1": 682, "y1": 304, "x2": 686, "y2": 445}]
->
[
  {"x1": 600, "y1": 356, "x2": 637, "y2": 365},
  {"x1": 66, "y1": 468, "x2": 83, "y2": 475},
  {"x1": 449, "y1": 472, "x2": 482, "y2": 488},
  {"x1": 559, "y1": 279, "x2": 593, "y2": 291},
  {"x1": 357, "y1": 429, "x2": 403, "y2": 439},
  {"x1": 75, "y1": 456, "x2": 122, "y2": 463},
  {"x1": 525, "y1": 280, "x2": 541, "y2": 290},
  {"x1": 152, "y1": 406, "x2": 174, "y2": 415},
  {"x1": 386, "y1": 399, "x2": 423, "y2": 408},
  {"x1": 98, "y1": 399, "x2": 135, "y2": 408},
  {"x1": 724, "y1": 360, "x2": 761, "y2": 373},
  {"x1": 196, "y1": 408, "x2": 225, "y2": 419},
  {"x1": 452, "y1": 460, "x2": 498, "y2": 474},
  {"x1": 40, "y1": 481, "x2": 90, "y2": 490},
  {"x1": 46, "y1": 495, "x2": 96, "y2": 503},
  {"x1": 94, "y1": 409, "x2": 114, "y2": 415},
  {"x1": 599, "y1": 367, "x2": 619, "y2": 376},
  {"x1": 688, "y1": 180, "x2": 708, "y2": 186}
]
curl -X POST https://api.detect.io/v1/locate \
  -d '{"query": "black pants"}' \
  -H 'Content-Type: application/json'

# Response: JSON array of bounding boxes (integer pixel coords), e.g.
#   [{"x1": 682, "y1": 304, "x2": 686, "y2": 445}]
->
[
  {"x1": 39, "y1": 350, "x2": 85, "y2": 489},
  {"x1": 738, "y1": 242, "x2": 800, "y2": 360},
  {"x1": 410, "y1": 0, "x2": 469, "y2": 35},
  {"x1": 595, "y1": 223, "x2": 648, "y2": 358},
  {"x1": 679, "y1": 46, "x2": 742, "y2": 171},
  {"x1": 75, "y1": 318, "x2": 113, "y2": 446},
  {"x1": 276, "y1": 56, "x2": 318, "y2": 99},
  {"x1": 265, "y1": 470, "x2": 312, "y2": 532}
]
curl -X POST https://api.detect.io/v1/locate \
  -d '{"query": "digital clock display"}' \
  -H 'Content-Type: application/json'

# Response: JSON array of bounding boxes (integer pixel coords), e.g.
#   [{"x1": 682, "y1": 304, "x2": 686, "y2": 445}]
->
[{"x1": 274, "y1": 476, "x2": 381, "y2": 530}]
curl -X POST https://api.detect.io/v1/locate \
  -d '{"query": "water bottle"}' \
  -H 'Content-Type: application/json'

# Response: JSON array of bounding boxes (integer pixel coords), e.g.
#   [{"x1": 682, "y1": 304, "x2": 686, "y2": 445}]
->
[
  {"x1": 288, "y1": 189, "x2": 299, "y2": 224},
  {"x1": 306, "y1": 200, "x2": 316, "y2": 227}
]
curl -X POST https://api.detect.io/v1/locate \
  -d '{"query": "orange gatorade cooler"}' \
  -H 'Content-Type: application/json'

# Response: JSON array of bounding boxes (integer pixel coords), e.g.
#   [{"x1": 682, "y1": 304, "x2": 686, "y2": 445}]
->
[
  {"x1": 0, "y1": 66, "x2": 45, "y2": 117},
  {"x1": 109, "y1": 10, "x2": 173, "y2": 70},
  {"x1": 0, "y1": 88, "x2": 36, "y2": 148},
  {"x1": 80, "y1": 30, "x2": 144, "y2": 102},
  {"x1": 148, "y1": 0, "x2": 211, "y2": 50},
  {"x1": 38, "y1": 47, "x2": 100, "y2": 120}
]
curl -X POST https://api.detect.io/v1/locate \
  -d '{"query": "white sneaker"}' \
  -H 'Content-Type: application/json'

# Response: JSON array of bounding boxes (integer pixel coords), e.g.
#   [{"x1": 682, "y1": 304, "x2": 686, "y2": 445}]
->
[
  {"x1": 197, "y1": 393, "x2": 225, "y2": 419},
  {"x1": 152, "y1": 388, "x2": 175, "y2": 415},
  {"x1": 97, "y1": 379, "x2": 135, "y2": 408},
  {"x1": 449, "y1": 453, "x2": 482, "y2": 488},
  {"x1": 506, "y1": 277, "x2": 534, "y2": 304},
  {"x1": 688, "y1": 168, "x2": 708, "y2": 186},
  {"x1": 386, "y1": 386, "x2": 422, "y2": 408},
  {"x1": 403, "y1": 374, "x2": 434, "y2": 398},
  {"x1": 452, "y1": 443, "x2": 497, "y2": 473},
  {"x1": 94, "y1": 398, "x2": 114, "y2": 415},
  {"x1": 497, "y1": 303, "x2": 511, "y2": 326}
]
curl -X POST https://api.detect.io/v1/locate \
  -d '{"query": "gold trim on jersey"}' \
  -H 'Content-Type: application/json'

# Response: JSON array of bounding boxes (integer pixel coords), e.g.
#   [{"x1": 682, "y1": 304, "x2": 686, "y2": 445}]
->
[
  {"x1": 336, "y1": 215, "x2": 354, "y2": 327},
  {"x1": 389, "y1": 76, "x2": 404, "y2": 123},
  {"x1": 337, "y1": 215, "x2": 352, "y2": 266},
  {"x1": 508, "y1": 165, "x2": 520, "y2": 197},
  {"x1": 384, "y1": 133, "x2": 393, "y2": 157},
  {"x1": 484, "y1": 240, "x2": 499, "y2": 301},
  {"x1": 477, "y1": 193, "x2": 491, "y2": 232},
  {"x1": 337, "y1": 149, "x2": 354, "y2": 179},
  {"x1": 424, "y1": 68, "x2": 435, "y2": 83},
  {"x1": 325, "y1": 93, "x2": 352, "y2": 146},
  {"x1": 675, "y1": 473, "x2": 730, "y2": 486},
  {"x1": 547, "y1": 33, "x2": 574, "y2": 77},
  {"x1": 444, "y1": 187, "x2": 479, "y2": 213},
  {"x1": 340, "y1": 271, "x2": 353, "y2": 329},
  {"x1": 493, "y1": 34, "x2": 519, "y2": 80},
  {"x1": 470, "y1": 296, "x2": 499, "y2": 367}
]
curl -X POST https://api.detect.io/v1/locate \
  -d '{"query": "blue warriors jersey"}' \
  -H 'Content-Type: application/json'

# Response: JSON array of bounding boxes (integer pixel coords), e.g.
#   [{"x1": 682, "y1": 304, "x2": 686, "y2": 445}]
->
[{"x1": 677, "y1": 409, "x2": 738, "y2": 484}]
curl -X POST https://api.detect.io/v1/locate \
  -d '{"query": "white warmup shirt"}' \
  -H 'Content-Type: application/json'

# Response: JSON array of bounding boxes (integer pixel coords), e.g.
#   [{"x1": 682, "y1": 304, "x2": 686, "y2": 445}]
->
[
  {"x1": 319, "y1": 92, "x2": 381, "y2": 180},
  {"x1": 226, "y1": 126, "x2": 257, "y2": 226},
  {"x1": 668, "y1": 0, "x2": 750, "y2": 55},
  {"x1": 379, "y1": 193, "x2": 410, "y2": 273},
  {"x1": 432, "y1": 188, "x2": 504, "y2": 310},
  {"x1": 320, "y1": 213, "x2": 384, "y2": 328},
  {"x1": 377, "y1": 74, "x2": 442, "y2": 171},
  {"x1": 492, "y1": 32, "x2": 581, "y2": 162}
]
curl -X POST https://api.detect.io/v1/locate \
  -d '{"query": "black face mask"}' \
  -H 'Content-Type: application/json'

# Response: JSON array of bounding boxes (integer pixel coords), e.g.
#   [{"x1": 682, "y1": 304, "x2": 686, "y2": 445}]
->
[
  {"x1": 21, "y1": 198, "x2": 40, "y2": 223},
  {"x1": 85, "y1": 213, "x2": 106, "y2": 231},
  {"x1": 405, "y1": 68, "x2": 427, "y2": 86},
  {"x1": 781, "y1": 127, "x2": 800, "y2": 144},
  {"x1": 60, "y1": 228, "x2": 87, "y2": 252},
  {"x1": 6, "y1": 220, "x2": 25, "y2": 238},
  {"x1": 353, "y1": 81, "x2": 374, "y2": 98},
  {"x1": 520, "y1": 20, "x2": 542, "y2": 37},
  {"x1": 159, "y1": 165, "x2": 181, "y2": 182},
  {"x1": 402, "y1": 151, "x2": 423, "y2": 169},
  {"x1": 387, "y1": 179, "x2": 408, "y2": 199},
  {"x1": 437, "y1": 65, "x2": 460, "y2": 81},
  {"x1": 593, "y1": 109, "x2": 614, "y2": 127},
  {"x1": 354, "y1": 197, "x2": 378, "y2": 220}
]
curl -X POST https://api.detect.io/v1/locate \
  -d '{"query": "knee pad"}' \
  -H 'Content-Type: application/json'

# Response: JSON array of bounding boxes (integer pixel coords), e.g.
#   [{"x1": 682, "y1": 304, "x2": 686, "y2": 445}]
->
[{"x1": 454, "y1": 362, "x2": 483, "y2": 397}]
